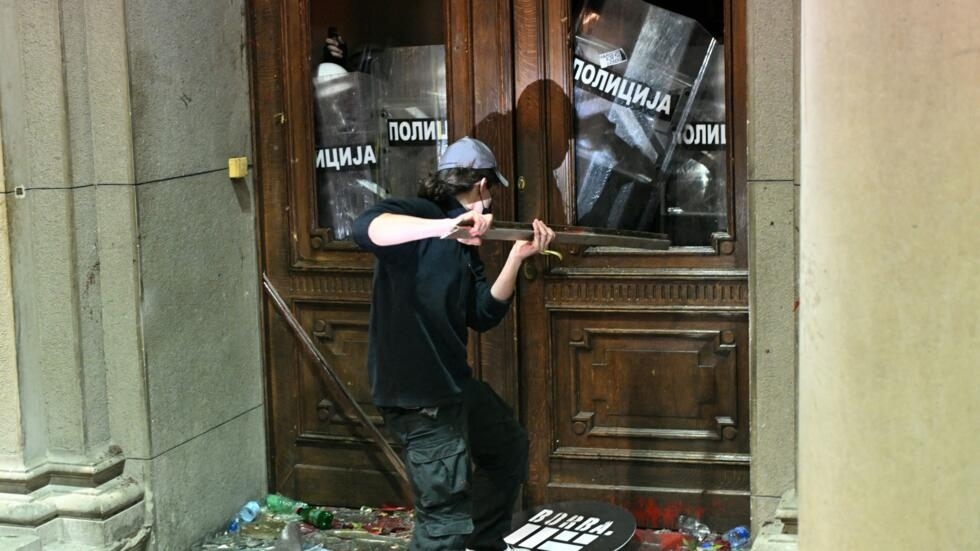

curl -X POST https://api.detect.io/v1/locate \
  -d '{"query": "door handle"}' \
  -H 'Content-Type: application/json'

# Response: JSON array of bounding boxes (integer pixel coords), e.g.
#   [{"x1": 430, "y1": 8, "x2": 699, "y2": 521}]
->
[{"x1": 523, "y1": 249, "x2": 564, "y2": 281}]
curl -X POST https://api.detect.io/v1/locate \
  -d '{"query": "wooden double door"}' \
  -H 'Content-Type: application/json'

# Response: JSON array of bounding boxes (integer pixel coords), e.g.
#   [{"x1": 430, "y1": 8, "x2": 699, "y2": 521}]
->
[{"x1": 251, "y1": 0, "x2": 749, "y2": 530}]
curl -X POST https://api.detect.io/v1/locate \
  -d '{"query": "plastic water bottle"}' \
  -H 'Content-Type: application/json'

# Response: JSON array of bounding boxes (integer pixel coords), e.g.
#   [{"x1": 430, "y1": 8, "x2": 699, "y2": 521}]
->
[
  {"x1": 238, "y1": 500, "x2": 261, "y2": 523},
  {"x1": 266, "y1": 493, "x2": 307, "y2": 514},
  {"x1": 722, "y1": 525, "x2": 750, "y2": 549},
  {"x1": 226, "y1": 500, "x2": 260, "y2": 536}
]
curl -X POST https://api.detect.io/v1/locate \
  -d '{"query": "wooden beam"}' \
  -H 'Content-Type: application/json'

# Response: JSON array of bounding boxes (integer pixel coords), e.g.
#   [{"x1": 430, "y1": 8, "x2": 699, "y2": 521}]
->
[
  {"x1": 261, "y1": 274, "x2": 412, "y2": 498},
  {"x1": 443, "y1": 221, "x2": 671, "y2": 250}
]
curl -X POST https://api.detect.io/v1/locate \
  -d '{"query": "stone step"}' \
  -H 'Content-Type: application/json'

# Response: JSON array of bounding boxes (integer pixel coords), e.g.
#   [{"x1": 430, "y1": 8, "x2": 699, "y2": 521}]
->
[
  {"x1": 773, "y1": 489, "x2": 798, "y2": 535},
  {"x1": 0, "y1": 535, "x2": 42, "y2": 551},
  {"x1": 752, "y1": 532, "x2": 799, "y2": 551},
  {"x1": 752, "y1": 488, "x2": 799, "y2": 550},
  {"x1": 43, "y1": 544, "x2": 103, "y2": 551}
]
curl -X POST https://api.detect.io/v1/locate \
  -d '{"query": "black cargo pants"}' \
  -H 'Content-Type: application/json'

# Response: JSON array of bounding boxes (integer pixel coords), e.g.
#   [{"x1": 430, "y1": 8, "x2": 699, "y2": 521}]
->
[{"x1": 380, "y1": 378, "x2": 529, "y2": 551}]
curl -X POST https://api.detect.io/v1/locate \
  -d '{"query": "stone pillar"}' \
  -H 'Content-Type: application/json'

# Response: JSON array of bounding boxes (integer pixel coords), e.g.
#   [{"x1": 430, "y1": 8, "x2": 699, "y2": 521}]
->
[
  {"x1": 3, "y1": 0, "x2": 264, "y2": 548},
  {"x1": 799, "y1": 1, "x2": 980, "y2": 548},
  {"x1": 746, "y1": 0, "x2": 799, "y2": 535},
  {"x1": 0, "y1": 97, "x2": 24, "y2": 477},
  {"x1": 0, "y1": 0, "x2": 147, "y2": 548}
]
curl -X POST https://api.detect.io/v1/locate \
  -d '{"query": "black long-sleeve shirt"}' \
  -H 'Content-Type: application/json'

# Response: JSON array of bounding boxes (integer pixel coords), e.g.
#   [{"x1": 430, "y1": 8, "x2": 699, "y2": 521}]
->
[{"x1": 352, "y1": 197, "x2": 511, "y2": 407}]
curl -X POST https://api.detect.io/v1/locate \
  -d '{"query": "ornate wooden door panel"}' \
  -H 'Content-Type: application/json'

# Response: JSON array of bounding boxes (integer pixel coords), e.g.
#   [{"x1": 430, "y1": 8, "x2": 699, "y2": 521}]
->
[
  {"x1": 522, "y1": 275, "x2": 750, "y2": 527},
  {"x1": 513, "y1": 0, "x2": 749, "y2": 529},
  {"x1": 535, "y1": 298, "x2": 750, "y2": 524},
  {"x1": 251, "y1": 0, "x2": 448, "y2": 507},
  {"x1": 553, "y1": 311, "x2": 746, "y2": 445}
]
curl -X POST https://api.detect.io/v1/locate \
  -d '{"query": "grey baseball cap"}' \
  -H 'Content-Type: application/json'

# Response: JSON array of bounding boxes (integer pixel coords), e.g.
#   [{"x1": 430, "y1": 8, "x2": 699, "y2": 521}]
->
[{"x1": 437, "y1": 136, "x2": 509, "y2": 186}]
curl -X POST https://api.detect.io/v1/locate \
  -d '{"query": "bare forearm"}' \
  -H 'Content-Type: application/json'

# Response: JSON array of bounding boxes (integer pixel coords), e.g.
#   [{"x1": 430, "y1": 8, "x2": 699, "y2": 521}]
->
[
  {"x1": 490, "y1": 251, "x2": 524, "y2": 301},
  {"x1": 367, "y1": 213, "x2": 456, "y2": 246},
  {"x1": 490, "y1": 219, "x2": 556, "y2": 300}
]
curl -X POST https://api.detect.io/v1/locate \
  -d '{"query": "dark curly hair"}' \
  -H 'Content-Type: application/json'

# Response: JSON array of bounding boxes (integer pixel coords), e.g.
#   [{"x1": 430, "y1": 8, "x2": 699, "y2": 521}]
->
[{"x1": 417, "y1": 167, "x2": 500, "y2": 203}]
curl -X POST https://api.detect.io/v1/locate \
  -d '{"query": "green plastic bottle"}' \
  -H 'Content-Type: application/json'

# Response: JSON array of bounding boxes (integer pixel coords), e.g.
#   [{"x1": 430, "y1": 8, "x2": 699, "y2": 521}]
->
[
  {"x1": 299, "y1": 506, "x2": 334, "y2": 529},
  {"x1": 265, "y1": 493, "x2": 307, "y2": 514}
]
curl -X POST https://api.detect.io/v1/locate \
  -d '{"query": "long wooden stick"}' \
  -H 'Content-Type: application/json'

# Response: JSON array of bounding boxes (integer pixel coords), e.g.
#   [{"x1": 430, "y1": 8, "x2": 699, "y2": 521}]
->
[
  {"x1": 442, "y1": 220, "x2": 671, "y2": 250},
  {"x1": 262, "y1": 274, "x2": 411, "y2": 494}
]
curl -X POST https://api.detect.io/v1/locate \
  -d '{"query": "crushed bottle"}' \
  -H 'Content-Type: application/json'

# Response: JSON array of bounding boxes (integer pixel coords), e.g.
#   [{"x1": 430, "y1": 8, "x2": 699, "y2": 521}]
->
[
  {"x1": 722, "y1": 525, "x2": 750, "y2": 549},
  {"x1": 677, "y1": 514, "x2": 712, "y2": 543}
]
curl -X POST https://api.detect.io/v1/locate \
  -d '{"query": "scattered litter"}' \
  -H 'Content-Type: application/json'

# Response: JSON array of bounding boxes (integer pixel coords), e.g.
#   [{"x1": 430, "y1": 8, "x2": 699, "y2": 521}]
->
[
  {"x1": 194, "y1": 494, "x2": 413, "y2": 551},
  {"x1": 199, "y1": 496, "x2": 750, "y2": 551},
  {"x1": 634, "y1": 515, "x2": 751, "y2": 550}
]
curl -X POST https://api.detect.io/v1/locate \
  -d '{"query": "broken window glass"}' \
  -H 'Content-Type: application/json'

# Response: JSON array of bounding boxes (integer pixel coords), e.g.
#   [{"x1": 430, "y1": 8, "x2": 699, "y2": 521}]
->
[
  {"x1": 572, "y1": 0, "x2": 728, "y2": 246},
  {"x1": 310, "y1": 5, "x2": 447, "y2": 242},
  {"x1": 312, "y1": 46, "x2": 447, "y2": 241},
  {"x1": 313, "y1": 71, "x2": 383, "y2": 241},
  {"x1": 375, "y1": 46, "x2": 449, "y2": 201}
]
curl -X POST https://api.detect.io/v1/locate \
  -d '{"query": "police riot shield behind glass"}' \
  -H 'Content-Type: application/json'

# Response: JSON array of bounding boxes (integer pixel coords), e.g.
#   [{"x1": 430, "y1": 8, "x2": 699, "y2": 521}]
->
[
  {"x1": 313, "y1": 45, "x2": 447, "y2": 239},
  {"x1": 665, "y1": 46, "x2": 728, "y2": 245},
  {"x1": 572, "y1": 0, "x2": 727, "y2": 245},
  {"x1": 313, "y1": 71, "x2": 383, "y2": 240},
  {"x1": 375, "y1": 46, "x2": 449, "y2": 200}
]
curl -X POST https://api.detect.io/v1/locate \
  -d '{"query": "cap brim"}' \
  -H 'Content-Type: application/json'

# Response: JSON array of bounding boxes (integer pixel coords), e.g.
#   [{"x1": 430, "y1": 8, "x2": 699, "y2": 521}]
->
[{"x1": 494, "y1": 169, "x2": 510, "y2": 187}]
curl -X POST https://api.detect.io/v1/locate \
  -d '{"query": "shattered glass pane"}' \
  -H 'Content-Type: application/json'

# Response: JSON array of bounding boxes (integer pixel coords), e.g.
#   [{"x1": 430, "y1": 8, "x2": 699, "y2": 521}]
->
[
  {"x1": 572, "y1": 0, "x2": 728, "y2": 245},
  {"x1": 313, "y1": 72, "x2": 384, "y2": 241},
  {"x1": 312, "y1": 46, "x2": 447, "y2": 241},
  {"x1": 664, "y1": 45, "x2": 728, "y2": 245},
  {"x1": 375, "y1": 46, "x2": 449, "y2": 200}
]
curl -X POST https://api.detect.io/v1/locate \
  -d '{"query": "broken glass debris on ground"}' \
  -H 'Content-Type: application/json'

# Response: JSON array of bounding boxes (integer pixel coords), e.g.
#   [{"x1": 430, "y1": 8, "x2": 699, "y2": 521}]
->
[
  {"x1": 194, "y1": 502, "x2": 413, "y2": 551},
  {"x1": 196, "y1": 494, "x2": 750, "y2": 550}
]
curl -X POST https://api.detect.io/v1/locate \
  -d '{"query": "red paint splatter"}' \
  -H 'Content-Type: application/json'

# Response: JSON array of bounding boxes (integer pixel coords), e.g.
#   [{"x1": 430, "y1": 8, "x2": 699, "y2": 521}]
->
[{"x1": 629, "y1": 497, "x2": 705, "y2": 529}]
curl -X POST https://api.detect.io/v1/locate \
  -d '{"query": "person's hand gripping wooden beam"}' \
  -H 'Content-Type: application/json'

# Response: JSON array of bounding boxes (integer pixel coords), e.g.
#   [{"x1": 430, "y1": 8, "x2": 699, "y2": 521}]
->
[
  {"x1": 441, "y1": 219, "x2": 671, "y2": 252},
  {"x1": 442, "y1": 217, "x2": 564, "y2": 260}
]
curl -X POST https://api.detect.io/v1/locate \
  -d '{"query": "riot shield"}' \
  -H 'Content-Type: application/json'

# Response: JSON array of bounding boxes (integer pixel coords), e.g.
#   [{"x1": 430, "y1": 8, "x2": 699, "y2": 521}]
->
[
  {"x1": 665, "y1": 46, "x2": 728, "y2": 245},
  {"x1": 313, "y1": 70, "x2": 384, "y2": 241},
  {"x1": 572, "y1": 0, "x2": 720, "y2": 237},
  {"x1": 374, "y1": 45, "x2": 449, "y2": 200}
]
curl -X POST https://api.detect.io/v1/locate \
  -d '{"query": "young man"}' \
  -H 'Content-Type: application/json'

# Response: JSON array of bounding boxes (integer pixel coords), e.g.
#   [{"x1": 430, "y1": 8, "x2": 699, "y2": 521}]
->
[{"x1": 352, "y1": 137, "x2": 555, "y2": 551}]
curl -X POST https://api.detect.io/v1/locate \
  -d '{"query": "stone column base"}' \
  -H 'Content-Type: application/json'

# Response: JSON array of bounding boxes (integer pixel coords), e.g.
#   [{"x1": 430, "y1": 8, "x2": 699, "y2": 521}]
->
[
  {"x1": 752, "y1": 490, "x2": 797, "y2": 551},
  {"x1": 0, "y1": 458, "x2": 148, "y2": 550}
]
